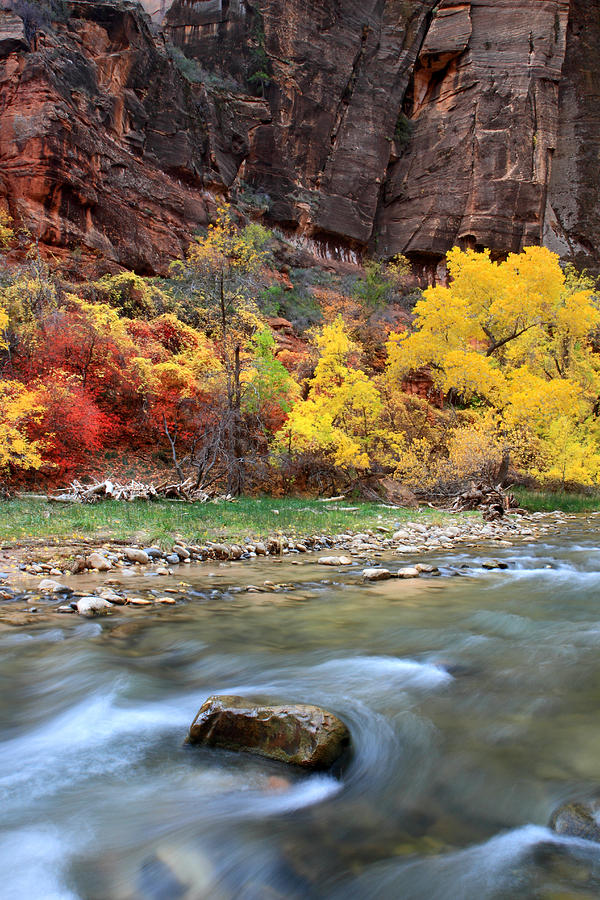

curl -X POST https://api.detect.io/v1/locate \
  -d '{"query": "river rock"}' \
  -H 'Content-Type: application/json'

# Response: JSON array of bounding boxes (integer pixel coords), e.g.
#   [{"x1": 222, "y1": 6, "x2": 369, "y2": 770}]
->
[
  {"x1": 394, "y1": 545, "x2": 421, "y2": 555},
  {"x1": 37, "y1": 578, "x2": 69, "y2": 593},
  {"x1": 187, "y1": 695, "x2": 350, "y2": 769},
  {"x1": 362, "y1": 568, "x2": 392, "y2": 581},
  {"x1": 87, "y1": 552, "x2": 112, "y2": 571},
  {"x1": 124, "y1": 548, "x2": 150, "y2": 565},
  {"x1": 165, "y1": 553, "x2": 180, "y2": 565},
  {"x1": 70, "y1": 556, "x2": 87, "y2": 575},
  {"x1": 144, "y1": 547, "x2": 164, "y2": 559},
  {"x1": 549, "y1": 800, "x2": 600, "y2": 842},
  {"x1": 481, "y1": 559, "x2": 509, "y2": 570},
  {"x1": 97, "y1": 587, "x2": 126, "y2": 604},
  {"x1": 318, "y1": 556, "x2": 352, "y2": 566},
  {"x1": 172, "y1": 545, "x2": 190, "y2": 560},
  {"x1": 397, "y1": 567, "x2": 420, "y2": 578},
  {"x1": 76, "y1": 596, "x2": 113, "y2": 616},
  {"x1": 210, "y1": 544, "x2": 231, "y2": 559}
]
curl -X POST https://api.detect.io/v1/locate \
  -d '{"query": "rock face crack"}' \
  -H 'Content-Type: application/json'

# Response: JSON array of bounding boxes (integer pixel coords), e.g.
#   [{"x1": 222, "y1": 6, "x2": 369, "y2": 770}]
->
[{"x1": 317, "y1": 22, "x2": 371, "y2": 187}]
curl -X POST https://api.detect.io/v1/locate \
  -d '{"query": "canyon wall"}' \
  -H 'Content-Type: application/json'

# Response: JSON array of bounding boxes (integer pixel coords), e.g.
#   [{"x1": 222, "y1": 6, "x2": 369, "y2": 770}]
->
[{"x1": 0, "y1": 0, "x2": 598, "y2": 274}]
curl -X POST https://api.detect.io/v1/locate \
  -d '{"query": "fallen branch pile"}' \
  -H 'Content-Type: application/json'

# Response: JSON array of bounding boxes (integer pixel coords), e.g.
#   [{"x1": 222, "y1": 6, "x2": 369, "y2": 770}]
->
[
  {"x1": 451, "y1": 482, "x2": 518, "y2": 520},
  {"x1": 48, "y1": 478, "x2": 214, "y2": 503}
]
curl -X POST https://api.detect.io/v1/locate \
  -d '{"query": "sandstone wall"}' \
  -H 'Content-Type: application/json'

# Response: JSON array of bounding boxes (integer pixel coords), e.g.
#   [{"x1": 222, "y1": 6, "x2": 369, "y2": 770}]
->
[
  {"x1": 0, "y1": 1, "x2": 267, "y2": 272},
  {"x1": 1, "y1": 0, "x2": 598, "y2": 274}
]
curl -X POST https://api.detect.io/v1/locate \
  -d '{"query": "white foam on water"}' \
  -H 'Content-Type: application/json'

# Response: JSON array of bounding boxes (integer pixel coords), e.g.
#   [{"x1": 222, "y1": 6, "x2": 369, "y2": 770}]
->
[
  {"x1": 308, "y1": 656, "x2": 454, "y2": 691},
  {"x1": 0, "y1": 631, "x2": 34, "y2": 646},
  {"x1": 0, "y1": 682, "x2": 192, "y2": 807},
  {"x1": 226, "y1": 655, "x2": 453, "y2": 704},
  {"x1": 0, "y1": 826, "x2": 81, "y2": 900},
  {"x1": 237, "y1": 773, "x2": 341, "y2": 817}
]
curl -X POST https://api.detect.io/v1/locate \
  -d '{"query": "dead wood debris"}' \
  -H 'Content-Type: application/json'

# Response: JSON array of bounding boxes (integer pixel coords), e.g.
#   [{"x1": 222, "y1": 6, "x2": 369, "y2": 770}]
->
[
  {"x1": 450, "y1": 482, "x2": 519, "y2": 520},
  {"x1": 47, "y1": 478, "x2": 235, "y2": 504}
]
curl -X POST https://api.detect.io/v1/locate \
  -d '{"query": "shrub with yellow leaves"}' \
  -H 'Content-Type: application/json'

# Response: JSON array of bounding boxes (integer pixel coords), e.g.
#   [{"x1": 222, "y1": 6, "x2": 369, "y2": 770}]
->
[{"x1": 0, "y1": 381, "x2": 44, "y2": 476}]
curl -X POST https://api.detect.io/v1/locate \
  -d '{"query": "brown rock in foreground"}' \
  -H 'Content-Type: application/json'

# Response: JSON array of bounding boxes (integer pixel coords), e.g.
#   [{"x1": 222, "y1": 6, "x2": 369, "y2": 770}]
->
[{"x1": 187, "y1": 695, "x2": 350, "y2": 769}]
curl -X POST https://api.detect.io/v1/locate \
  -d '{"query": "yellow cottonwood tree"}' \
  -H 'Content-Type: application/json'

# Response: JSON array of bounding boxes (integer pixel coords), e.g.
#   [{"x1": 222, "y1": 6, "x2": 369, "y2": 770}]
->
[
  {"x1": 276, "y1": 316, "x2": 402, "y2": 473},
  {"x1": 170, "y1": 203, "x2": 274, "y2": 493},
  {"x1": 385, "y1": 245, "x2": 600, "y2": 486},
  {"x1": 0, "y1": 303, "x2": 8, "y2": 349}
]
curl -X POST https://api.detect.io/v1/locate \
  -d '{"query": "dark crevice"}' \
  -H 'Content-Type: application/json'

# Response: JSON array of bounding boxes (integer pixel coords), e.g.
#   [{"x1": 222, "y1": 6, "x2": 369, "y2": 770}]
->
[
  {"x1": 368, "y1": 0, "x2": 441, "y2": 256},
  {"x1": 314, "y1": 22, "x2": 371, "y2": 190}
]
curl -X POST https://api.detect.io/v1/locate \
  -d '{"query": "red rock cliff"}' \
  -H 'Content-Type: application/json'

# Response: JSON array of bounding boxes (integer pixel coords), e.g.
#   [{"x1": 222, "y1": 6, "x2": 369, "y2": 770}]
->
[{"x1": 0, "y1": 0, "x2": 598, "y2": 274}]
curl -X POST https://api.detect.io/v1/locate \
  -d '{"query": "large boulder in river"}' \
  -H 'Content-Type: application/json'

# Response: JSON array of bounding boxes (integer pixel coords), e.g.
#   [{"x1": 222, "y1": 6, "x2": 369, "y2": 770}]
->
[
  {"x1": 187, "y1": 695, "x2": 350, "y2": 769},
  {"x1": 549, "y1": 800, "x2": 600, "y2": 842}
]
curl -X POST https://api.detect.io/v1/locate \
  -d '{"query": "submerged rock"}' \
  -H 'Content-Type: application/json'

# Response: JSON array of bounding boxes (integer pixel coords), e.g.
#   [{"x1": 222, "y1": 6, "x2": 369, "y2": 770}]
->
[
  {"x1": 187, "y1": 695, "x2": 350, "y2": 769},
  {"x1": 76, "y1": 597, "x2": 113, "y2": 617},
  {"x1": 549, "y1": 800, "x2": 600, "y2": 842},
  {"x1": 97, "y1": 588, "x2": 126, "y2": 605}
]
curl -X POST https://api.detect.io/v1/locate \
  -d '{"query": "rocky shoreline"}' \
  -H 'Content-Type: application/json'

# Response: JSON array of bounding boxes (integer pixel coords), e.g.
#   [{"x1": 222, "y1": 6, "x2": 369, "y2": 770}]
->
[{"x1": 0, "y1": 510, "x2": 572, "y2": 626}]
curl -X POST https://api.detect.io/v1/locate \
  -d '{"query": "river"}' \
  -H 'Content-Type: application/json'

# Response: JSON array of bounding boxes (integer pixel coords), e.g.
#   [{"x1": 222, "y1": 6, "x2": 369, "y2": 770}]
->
[{"x1": 2, "y1": 519, "x2": 600, "y2": 899}]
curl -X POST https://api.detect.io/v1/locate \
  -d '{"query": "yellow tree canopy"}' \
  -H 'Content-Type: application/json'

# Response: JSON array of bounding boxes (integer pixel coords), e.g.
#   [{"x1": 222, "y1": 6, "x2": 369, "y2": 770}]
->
[
  {"x1": 385, "y1": 245, "x2": 600, "y2": 487},
  {"x1": 276, "y1": 316, "x2": 394, "y2": 470},
  {"x1": 173, "y1": 201, "x2": 268, "y2": 348},
  {"x1": 0, "y1": 381, "x2": 44, "y2": 474},
  {"x1": 386, "y1": 245, "x2": 599, "y2": 405}
]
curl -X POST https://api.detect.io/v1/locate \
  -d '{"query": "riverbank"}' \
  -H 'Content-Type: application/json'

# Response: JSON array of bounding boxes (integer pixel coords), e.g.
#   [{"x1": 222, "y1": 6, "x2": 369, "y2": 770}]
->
[
  {"x1": 0, "y1": 498, "x2": 575, "y2": 582},
  {"x1": 0, "y1": 503, "x2": 576, "y2": 628},
  {"x1": 0, "y1": 497, "x2": 466, "y2": 548},
  {"x1": 512, "y1": 487, "x2": 600, "y2": 513},
  {"x1": 2, "y1": 493, "x2": 594, "y2": 551}
]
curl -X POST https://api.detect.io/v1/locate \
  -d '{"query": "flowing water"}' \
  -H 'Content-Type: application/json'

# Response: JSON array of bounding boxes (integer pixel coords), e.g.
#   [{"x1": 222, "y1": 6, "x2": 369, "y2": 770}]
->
[{"x1": 3, "y1": 521, "x2": 600, "y2": 899}]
